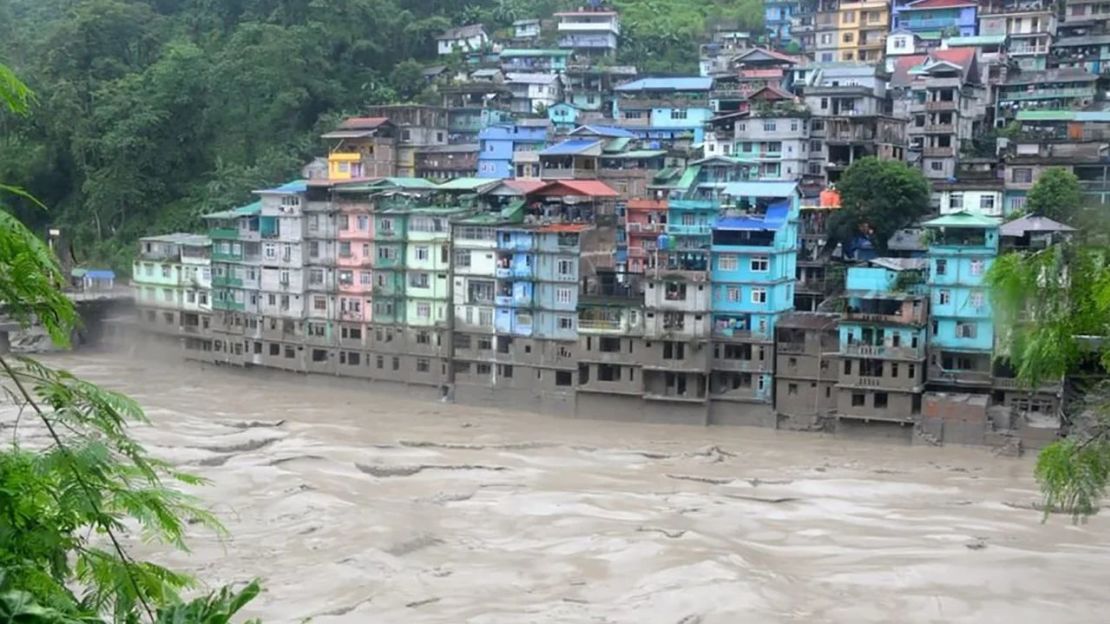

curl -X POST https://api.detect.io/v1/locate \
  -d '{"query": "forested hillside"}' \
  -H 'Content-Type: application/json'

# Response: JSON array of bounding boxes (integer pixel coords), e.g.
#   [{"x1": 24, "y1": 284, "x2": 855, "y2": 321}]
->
[{"x1": 0, "y1": 0, "x2": 761, "y2": 269}]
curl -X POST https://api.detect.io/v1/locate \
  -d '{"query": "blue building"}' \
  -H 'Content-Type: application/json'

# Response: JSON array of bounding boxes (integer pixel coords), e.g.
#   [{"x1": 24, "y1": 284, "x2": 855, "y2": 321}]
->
[
  {"x1": 613, "y1": 77, "x2": 714, "y2": 143},
  {"x1": 838, "y1": 258, "x2": 929, "y2": 423},
  {"x1": 493, "y1": 223, "x2": 585, "y2": 341},
  {"x1": 764, "y1": 0, "x2": 799, "y2": 44},
  {"x1": 706, "y1": 181, "x2": 800, "y2": 405},
  {"x1": 477, "y1": 124, "x2": 549, "y2": 179},
  {"x1": 894, "y1": 0, "x2": 978, "y2": 44},
  {"x1": 923, "y1": 212, "x2": 1001, "y2": 389},
  {"x1": 547, "y1": 102, "x2": 581, "y2": 132},
  {"x1": 494, "y1": 226, "x2": 537, "y2": 336}
]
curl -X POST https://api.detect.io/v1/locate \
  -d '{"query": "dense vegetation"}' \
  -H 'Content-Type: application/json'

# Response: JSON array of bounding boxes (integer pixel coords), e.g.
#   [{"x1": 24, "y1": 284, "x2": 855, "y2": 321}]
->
[
  {"x1": 0, "y1": 0, "x2": 762, "y2": 272},
  {"x1": 827, "y1": 157, "x2": 932, "y2": 255}
]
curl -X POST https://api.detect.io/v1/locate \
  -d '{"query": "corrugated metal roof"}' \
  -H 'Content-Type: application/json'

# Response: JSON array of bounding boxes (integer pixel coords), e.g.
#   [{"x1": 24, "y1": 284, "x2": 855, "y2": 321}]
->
[
  {"x1": 436, "y1": 177, "x2": 498, "y2": 191},
  {"x1": 539, "y1": 139, "x2": 602, "y2": 156},
  {"x1": 675, "y1": 165, "x2": 701, "y2": 191},
  {"x1": 944, "y1": 35, "x2": 1006, "y2": 46},
  {"x1": 923, "y1": 211, "x2": 1002, "y2": 228},
  {"x1": 903, "y1": 0, "x2": 977, "y2": 10},
  {"x1": 602, "y1": 137, "x2": 631, "y2": 153},
  {"x1": 869, "y1": 257, "x2": 928, "y2": 272},
  {"x1": 204, "y1": 201, "x2": 262, "y2": 220},
  {"x1": 609, "y1": 149, "x2": 667, "y2": 159},
  {"x1": 257, "y1": 180, "x2": 307, "y2": 194},
  {"x1": 1016, "y1": 110, "x2": 1110, "y2": 122},
  {"x1": 999, "y1": 215, "x2": 1076, "y2": 237},
  {"x1": 722, "y1": 181, "x2": 798, "y2": 198},
  {"x1": 570, "y1": 125, "x2": 636, "y2": 138},
  {"x1": 531, "y1": 180, "x2": 619, "y2": 198},
  {"x1": 615, "y1": 77, "x2": 713, "y2": 92},
  {"x1": 500, "y1": 49, "x2": 569, "y2": 58},
  {"x1": 141, "y1": 233, "x2": 211, "y2": 246},
  {"x1": 506, "y1": 72, "x2": 559, "y2": 84}
]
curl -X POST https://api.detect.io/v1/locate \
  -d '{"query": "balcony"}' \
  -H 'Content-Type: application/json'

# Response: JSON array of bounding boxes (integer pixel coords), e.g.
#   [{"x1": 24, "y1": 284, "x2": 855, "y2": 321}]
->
[
  {"x1": 209, "y1": 227, "x2": 239, "y2": 240},
  {"x1": 925, "y1": 100, "x2": 957, "y2": 112},
  {"x1": 992, "y1": 376, "x2": 1062, "y2": 393},
  {"x1": 556, "y1": 21, "x2": 619, "y2": 34},
  {"x1": 495, "y1": 267, "x2": 512, "y2": 279},
  {"x1": 929, "y1": 367, "x2": 993, "y2": 386},
  {"x1": 667, "y1": 223, "x2": 712, "y2": 236},
  {"x1": 211, "y1": 275, "x2": 242, "y2": 288},
  {"x1": 923, "y1": 146, "x2": 955, "y2": 158},
  {"x1": 1002, "y1": 88, "x2": 1094, "y2": 101},
  {"x1": 777, "y1": 342, "x2": 807, "y2": 354},
  {"x1": 903, "y1": 17, "x2": 956, "y2": 28},
  {"x1": 842, "y1": 344, "x2": 924, "y2": 359},
  {"x1": 627, "y1": 222, "x2": 664, "y2": 234},
  {"x1": 844, "y1": 311, "x2": 924, "y2": 326},
  {"x1": 924, "y1": 123, "x2": 955, "y2": 134},
  {"x1": 578, "y1": 318, "x2": 623, "y2": 332}
]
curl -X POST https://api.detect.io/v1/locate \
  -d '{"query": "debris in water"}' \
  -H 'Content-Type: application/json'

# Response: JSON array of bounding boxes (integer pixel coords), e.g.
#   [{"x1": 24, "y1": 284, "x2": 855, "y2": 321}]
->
[
  {"x1": 268, "y1": 455, "x2": 325, "y2": 466},
  {"x1": 724, "y1": 493, "x2": 799, "y2": 504},
  {"x1": 197, "y1": 437, "x2": 279, "y2": 453},
  {"x1": 666, "y1": 473, "x2": 733, "y2": 485},
  {"x1": 400, "y1": 440, "x2": 555, "y2": 451},
  {"x1": 356, "y1": 464, "x2": 509, "y2": 478},
  {"x1": 385, "y1": 535, "x2": 444, "y2": 556},
  {"x1": 747, "y1": 478, "x2": 793, "y2": 487},
  {"x1": 687, "y1": 445, "x2": 736, "y2": 462},
  {"x1": 677, "y1": 615, "x2": 703, "y2": 624},
  {"x1": 637, "y1": 527, "x2": 687, "y2": 539},
  {"x1": 406, "y1": 597, "x2": 441, "y2": 608},
  {"x1": 229, "y1": 419, "x2": 286, "y2": 429},
  {"x1": 966, "y1": 539, "x2": 988, "y2": 550},
  {"x1": 562, "y1": 597, "x2": 589, "y2": 604},
  {"x1": 194, "y1": 454, "x2": 232, "y2": 467}
]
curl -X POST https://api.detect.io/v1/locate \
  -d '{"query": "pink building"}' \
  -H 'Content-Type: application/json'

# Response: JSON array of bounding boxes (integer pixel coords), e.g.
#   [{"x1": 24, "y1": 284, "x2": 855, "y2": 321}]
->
[
  {"x1": 336, "y1": 194, "x2": 374, "y2": 323},
  {"x1": 625, "y1": 199, "x2": 667, "y2": 273}
]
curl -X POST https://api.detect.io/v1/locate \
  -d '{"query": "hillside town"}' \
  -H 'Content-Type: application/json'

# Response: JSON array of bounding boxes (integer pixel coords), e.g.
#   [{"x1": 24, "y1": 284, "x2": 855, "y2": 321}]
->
[{"x1": 124, "y1": 0, "x2": 1104, "y2": 452}]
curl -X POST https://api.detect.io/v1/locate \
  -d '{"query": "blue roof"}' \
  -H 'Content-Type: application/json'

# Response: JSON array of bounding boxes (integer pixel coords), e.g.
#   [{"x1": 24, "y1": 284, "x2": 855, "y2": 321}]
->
[
  {"x1": 540, "y1": 139, "x2": 602, "y2": 156},
  {"x1": 569, "y1": 125, "x2": 636, "y2": 138},
  {"x1": 258, "y1": 180, "x2": 307, "y2": 194},
  {"x1": 714, "y1": 200, "x2": 792, "y2": 232},
  {"x1": 722, "y1": 181, "x2": 798, "y2": 199},
  {"x1": 615, "y1": 77, "x2": 713, "y2": 92},
  {"x1": 86, "y1": 270, "x2": 116, "y2": 279}
]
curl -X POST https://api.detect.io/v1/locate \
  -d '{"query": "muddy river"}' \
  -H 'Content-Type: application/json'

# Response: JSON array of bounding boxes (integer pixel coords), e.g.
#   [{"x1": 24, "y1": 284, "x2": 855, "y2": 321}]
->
[{"x1": 26, "y1": 354, "x2": 1110, "y2": 623}]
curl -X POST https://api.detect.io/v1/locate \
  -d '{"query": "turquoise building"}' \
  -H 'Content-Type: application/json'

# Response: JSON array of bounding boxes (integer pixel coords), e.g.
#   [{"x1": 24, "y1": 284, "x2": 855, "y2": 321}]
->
[
  {"x1": 613, "y1": 77, "x2": 714, "y2": 143},
  {"x1": 923, "y1": 212, "x2": 1001, "y2": 388}
]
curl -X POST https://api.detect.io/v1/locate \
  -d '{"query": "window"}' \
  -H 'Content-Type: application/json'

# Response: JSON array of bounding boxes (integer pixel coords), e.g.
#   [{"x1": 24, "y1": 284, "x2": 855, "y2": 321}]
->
[
  {"x1": 1013, "y1": 167, "x2": 1033, "y2": 184},
  {"x1": 980, "y1": 195, "x2": 996, "y2": 212},
  {"x1": 360, "y1": 271, "x2": 372, "y2": 285},
  {"x1": 500, "y1": 364, "x2": 513, "y2": 378},
  {"x1": 670, "y1": 109, "x2": 687, "y2": 120},
  {"x1": 970, "y1": 291, "x2": 984, "y2": 309},
  {"x1": 874, "y1": 392, "x2": 888, "y2": 409},
  {"x1": 555, "y1": 287, "x2": 573, "y2": 304},
  {"x1": 956, "y1": 322, "x2": 978, "y2": 338},
  {"x1": 314, "y1": 296, "x2": 327, "y2": 311},
  {"x1": 416, "y1": 330, "x2": 430, "y2": 344},
  {"x1": 718, "y1": 254, "x2": 738, "y2": 271},
  {"x1": 939, "y1": 289, "x2": 951, "y2": 305},
  {"x1": 415, "y1": 246, "x2": 429, "y2": 261},
  {"x1": 416, "y1": 358, "x2": 430, "y2": 373},
  {"x1": 949, "y1": 193, "x2": 963, "y2": 211},
  {"x1": 762, "y1": 121, "x2": 776, "y2": 132},
  {"x1": 726, "y1": 287, "x2": 740, "y2": 302},
  {"x1": 454, "y1": 250, "x2": 471, "y2": 267},
  {"x1": 751, "y1": 288, "x2": 767, "y2": 304},
  {"x1": 558, "y1": 316, "x2": 574, "y2": 330},
  {"x1": 409, "y1": 273, "x2": 429, "y2": 288},
  {"x1": 416, "y1": 302, "x2": 431, "y2": 318},
  {"x1": 852, "y1": 393, "x2": 865, "y2": 407},
  {"x1": 750, "y1": 256, "x2": 769, "y2": 272},
  {"x1": 970, "y1": 260, "x2": 983, "y2": 276},
  {"x1": 935, "y1": 259, "x2": 947, "y2": 276},
  {"x1": 557, "y1": 259, "x2": 574, "y2": 276},
  {"x1": 930, "y1": 161, "x2": 944, "y2": 172},
  {"x1": 788, "y1": 383, "x2": 798, "y2": 396},
  {"x1": 555, "y1": 371, "x2": 572, "y2": 386},
  {"x1": 894, "y1": 37, "x2": 906, "y2": 49},
  {"x1": 820, "y1": 33, "x2": 832, "y2": 45},
  {"x1": 284, "y1": 346, "x2": 294, "y2": 359},
  {"x1": 376, "y1": 356, "x2": 384, "y2": 369},
  {"x1": 270, "y1": 343, "x2": 280, "y2": 356},
  {"x1": 392, "y1": 357, "x2": 399, "y2": 371},
  {"x1": 842, "y1": 32, "x2": 854, "y2": 43}
]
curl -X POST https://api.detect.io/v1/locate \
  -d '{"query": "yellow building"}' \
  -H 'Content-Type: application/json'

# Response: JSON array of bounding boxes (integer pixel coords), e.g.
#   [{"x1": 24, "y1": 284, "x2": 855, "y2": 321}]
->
[{"x1": 836, "y1": 0, "x2": 891, "y2": 63}]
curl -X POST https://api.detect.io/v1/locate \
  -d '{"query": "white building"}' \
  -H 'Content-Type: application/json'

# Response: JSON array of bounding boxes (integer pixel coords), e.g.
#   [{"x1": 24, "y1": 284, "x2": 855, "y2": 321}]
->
[
  {"x1": 436, "y1": 24, "x2": 489, "y2": 56},
  {"x1": 506, "y1": 73, "x2": 563, "y2": 114}
]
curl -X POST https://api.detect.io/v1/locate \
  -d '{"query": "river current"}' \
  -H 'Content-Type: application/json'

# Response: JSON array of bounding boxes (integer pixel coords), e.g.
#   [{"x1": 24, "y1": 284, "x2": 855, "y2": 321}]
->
[{"x1": 21, "y1": 353, "x2": 1110, "y2": 623}]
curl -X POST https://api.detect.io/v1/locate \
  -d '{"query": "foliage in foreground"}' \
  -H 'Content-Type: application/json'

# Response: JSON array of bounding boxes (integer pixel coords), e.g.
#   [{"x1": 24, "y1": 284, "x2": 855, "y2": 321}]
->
[
  {"x1": 987, "y1": 186, "x2": 1110, "y2": 522},
  {"x1": 0, "y1": 64, "x2": 259, "y2": 622}
]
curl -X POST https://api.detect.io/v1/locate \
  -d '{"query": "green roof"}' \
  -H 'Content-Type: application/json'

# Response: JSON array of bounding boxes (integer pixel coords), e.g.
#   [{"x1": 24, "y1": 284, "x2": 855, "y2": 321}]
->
[
  {"x1": 943, "y1": 35, "x2": 1006, "y2": 46},
  {"x1": 923, "y1": 211, "x2": 1002, "y2": 228},
  {"x1": 1016, "y1": 110, "x2": 1110, "y2": 122},
  {"x1": 500, "y1": 49, "x2": 570, "y2": 58},
  {"x1": 603, "y1": 137, "x2": 631, "y2": 153},
  {"x1": 675, "y1": 165, "x2": 701, "y2": 192},
  {"x1": 344, "y1": 177, "x2": 438, "y2": 191},
  {"x1": 436, "y1": 177, "x2": 498, "y2": 191},
  {"x1": 203, "y1": 200, "x2": 262, "y2": 220}
]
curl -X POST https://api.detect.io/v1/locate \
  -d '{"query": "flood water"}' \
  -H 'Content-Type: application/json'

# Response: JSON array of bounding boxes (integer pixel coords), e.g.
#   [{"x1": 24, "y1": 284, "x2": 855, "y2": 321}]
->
[{"x1": 26, "y1": 353, "x2": 1110, "y2": 623}]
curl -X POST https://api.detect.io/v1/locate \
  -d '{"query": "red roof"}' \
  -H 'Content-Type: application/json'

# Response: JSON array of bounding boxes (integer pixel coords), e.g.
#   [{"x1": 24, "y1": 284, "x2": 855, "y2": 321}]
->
[
  {"x1": 534, "y1": 223, "x2": 593, "y2": 232},
  {"x1": 891, "y1": 54, "x2": 928, "y2": 88},
  {"x1": 931, "y1": 47, "x2": 975, "y2": 68},
  {"x1": 531, "y1": 179, "x2": 619, "y2": 198},
  {"x1": 339, "y1": 116, "x2": 390, "y2": 130},
  {"x1": 749, "y1": 85, "x2": 794, "y2": 101},
  {"x1": 503, "y1": 179, "x2": 546, "y2": 194},
  {"x1": 903, "y1": 0, "x2": 976, "y2": 9}
]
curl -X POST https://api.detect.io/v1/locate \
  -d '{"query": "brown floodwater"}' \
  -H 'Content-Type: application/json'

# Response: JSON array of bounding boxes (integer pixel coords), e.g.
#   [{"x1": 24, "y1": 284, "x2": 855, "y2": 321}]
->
[{"x1": 23, "y1": 353, "x2": 1110, "y2": 623}]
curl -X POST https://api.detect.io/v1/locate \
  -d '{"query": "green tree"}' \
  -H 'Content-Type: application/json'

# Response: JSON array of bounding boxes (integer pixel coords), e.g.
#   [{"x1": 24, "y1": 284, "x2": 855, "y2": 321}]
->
[
  {"x1": 987, "y1": 209, "x2": 1110, "y2": 521},
  {"x1": 827, "y1": 157, "x2": 931, "y2": 254},
  {"x1": 0, "y1": 63, "x2": 261, "y2": 623},
  {"x1": 1025, "y1": 167, "x2": 1084, "y2": 224}
]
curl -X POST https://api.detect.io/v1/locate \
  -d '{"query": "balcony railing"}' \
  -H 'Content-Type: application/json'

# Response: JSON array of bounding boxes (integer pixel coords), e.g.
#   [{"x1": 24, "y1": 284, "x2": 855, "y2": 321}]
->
[
  {"x1": 778, "y1": 342, "x2": 807, "y2": 354},
  {"x1": 842, "y1": 344, "x2": 924, "y2": 359},
  {"x1": 923, "y1": 145, "x2": 955, "y2": 157},
  {"x1": 924, "y1": 124, "x2": 955, "y2": 134},
  {"x1": 925, "y1": 100, "x2": 957, "y2": 111},
  {"x1": 578, "y1": 318, "x2": 623, "y2": 331}
]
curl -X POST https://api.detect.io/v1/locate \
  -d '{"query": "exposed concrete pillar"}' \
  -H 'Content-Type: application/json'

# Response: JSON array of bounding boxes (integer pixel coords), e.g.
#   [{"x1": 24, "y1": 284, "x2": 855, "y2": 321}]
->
[{"x1": 0, "y1": 330, "x2": 9, "y2": 355}]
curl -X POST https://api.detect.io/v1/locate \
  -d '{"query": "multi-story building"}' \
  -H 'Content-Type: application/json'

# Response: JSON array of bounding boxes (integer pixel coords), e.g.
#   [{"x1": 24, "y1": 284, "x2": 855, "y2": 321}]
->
[
  {"x1": 132, "y1": 233, "x2": 212, "y2": 341},
  {"x1": 932, "y1": 158, "x2": 1006, "y2": 217},
  {"x1": 625, "y1": 199, "x2": 667, "y2": 274},
  {"x1": 1006, "y1": 110, "x2": 1110, "y2": 207},
  {"x1": 436, "y1": 24, "x2": 489, "y2": 56},
  {"x1": 979, "y1": 0, "x2": 1056, "y2": 70},
  {"x1": 774, "y1": 312, "x2": 840, "y2": 429},
  {"x1": 814, "y1": 0, "x2": 841, "y2": 63},
  {"x1": 404, "y1": 205, "x2": 470, "y2": 330},
  {"x1": 708, "y1": 48, "x2": 799, "y2": 114},
  {"x1": 476, "y1": 124, "x2": 549, "y2": 178},
  {"x1": 924, "y1": 212, "x2": 1001, "y2": 392},
  {"x1": 766, "y1": 0, "x2": 801, "y2": 45},
  {"x1": 512, "y1": 18, "x2": 541, "y2": 42},
  {"x1": 363, "y1": 105, "x2": 449, "y2": 177},
  {"x1": 302, "y1": 182, "x2": 340, "y2": 367},
  {"x1": 321, "y1": 117, "x2": 398, "y2": 180},
  {"x1": 500, "y1": 49, "x2": 570, "y2": 73},
  {"x1": 562, "y1": 64, "x2": 638, "y2": 116},
  {"x1": 838, "y1": 0, "x2": 891, "y2": 63},
  {"x1": 731, "y1": 89, "x2": 811, "y2": 180},
  {"x1": 795, "y1": 188, "x2": 842, "y2": 311},
  {"x1": 555, "y1": 9, "x2": 620, "y2": 55},
  {"x1": 255, "y1": 181, "x2": 308, "y2": 371},
  {"x1": 707, "y1": 182, "x2": 799, "y2": 410},
  {"x1": 613, "y1": 77, "x2": 714, "y2": 143},
  {"x1": 414, "y1": 144, "x2": 479, "y2": 180},
  {"x1": 838, "y1": 259, "x2": 929, "y2": 427},
  {"x1": 905, "y1": 47, "x2": 988, "y2": 180},
  {"x1": 801, "y1": 63, "x2": 907, "y2": 183},
  {"x1": 996, "y1": 67, "x2": 1099, "y2": 123},
  {"x1": 1063, "y1": 0, "x2": 1110, "y2": 25},
  {"x1": 894, "y1": 0, "x2": 978, "y2": 47},
  {"x1": 203, "y1": 202, "x2": 261, "y2": 364},
  {"x1": 1049, "y1": 31, "x2": 1110, "y2": 74},
  {"x1": 506, "y1": 73, "x2": 563, "y2": 114}
]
